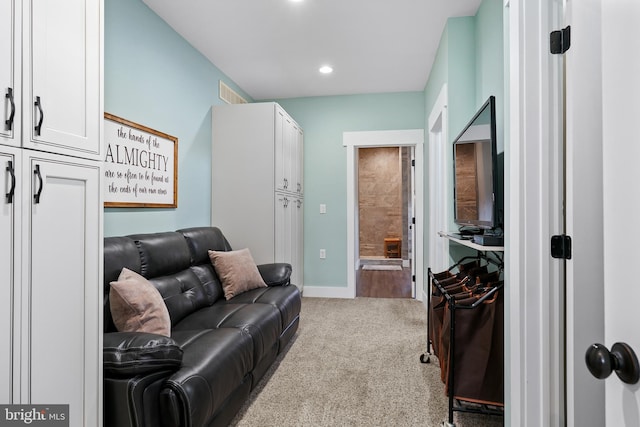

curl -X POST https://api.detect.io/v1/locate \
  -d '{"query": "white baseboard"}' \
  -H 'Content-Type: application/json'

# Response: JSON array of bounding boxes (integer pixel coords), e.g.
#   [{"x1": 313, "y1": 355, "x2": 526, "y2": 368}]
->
[
  {"x1": 302, "y1": 285, "x2": 354, "y2": 299},
  {"x1": 421, "y1": 288, "x2": 429, "y2": 311}
]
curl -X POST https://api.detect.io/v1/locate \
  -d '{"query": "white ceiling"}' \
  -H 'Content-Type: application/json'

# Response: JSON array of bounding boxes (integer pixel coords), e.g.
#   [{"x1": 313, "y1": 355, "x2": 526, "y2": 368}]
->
[{"x1": 142, "y1": 0, "x2": 482, "y2": 100}]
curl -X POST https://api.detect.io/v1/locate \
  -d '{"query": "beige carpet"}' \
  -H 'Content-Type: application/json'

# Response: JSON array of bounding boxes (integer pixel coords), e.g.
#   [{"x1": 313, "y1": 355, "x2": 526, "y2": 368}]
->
[{"x1": 230, "y1": 297, "x2": 504, "y2": 427}]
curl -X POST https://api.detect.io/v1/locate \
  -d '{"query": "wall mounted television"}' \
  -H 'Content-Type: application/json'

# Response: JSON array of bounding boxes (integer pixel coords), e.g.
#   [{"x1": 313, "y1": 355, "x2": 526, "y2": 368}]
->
[{"x1": 452, "y1": 96, "x2": 501, "y2": 232}]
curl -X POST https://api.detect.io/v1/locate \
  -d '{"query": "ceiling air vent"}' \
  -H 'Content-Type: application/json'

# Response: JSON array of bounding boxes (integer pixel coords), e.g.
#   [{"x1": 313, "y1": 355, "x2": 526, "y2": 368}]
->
[{"x1": 219, "y1": 80, "x2": 248, "y2": 104}]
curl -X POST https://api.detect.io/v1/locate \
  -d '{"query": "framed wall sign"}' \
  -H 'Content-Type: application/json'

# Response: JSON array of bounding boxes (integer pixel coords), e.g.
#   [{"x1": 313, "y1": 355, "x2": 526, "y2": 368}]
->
[{"x1": 103, "y1": 113, "x2": 178, "y2": 208}]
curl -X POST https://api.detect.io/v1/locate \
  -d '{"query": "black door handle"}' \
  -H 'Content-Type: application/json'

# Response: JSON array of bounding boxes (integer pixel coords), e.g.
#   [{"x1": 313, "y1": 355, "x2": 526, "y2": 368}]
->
[
  {"x1": 5, "y1": 88, "x2": 15, "y2": 131},
  {"x1": 6, "y1": 160, "x2": 15, "y2": 203},
  {"x1": 34, "y1": 164, "x2": 43, "y2": 204},
  {"x1": 34, "y1": 96, "x2": 44, "y2": 136},
  {"x1": 585, "y1": 342, "x2": 640, "y2": 384}
]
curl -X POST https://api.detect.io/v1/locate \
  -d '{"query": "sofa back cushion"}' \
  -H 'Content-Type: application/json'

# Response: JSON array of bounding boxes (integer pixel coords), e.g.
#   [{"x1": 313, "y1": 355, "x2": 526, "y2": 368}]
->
[
  {"x1": 129, "y1": 232, "x2": 192, "y2": 278},
  {"x1": 147, "y1": 269, "x2": 211, "y2": 326},
  {"x1": 129, "y1": 232, "x2": 212, "y2": 325},
  {"x1": 178, "y1": 227, "x2": 233, "y2": 264},
  {"x1": 178, "y1": 227, "x2": 232, "y2": 302},
  {"x1": 104, "y1": 236, "x2": 142, "y2": 332}
]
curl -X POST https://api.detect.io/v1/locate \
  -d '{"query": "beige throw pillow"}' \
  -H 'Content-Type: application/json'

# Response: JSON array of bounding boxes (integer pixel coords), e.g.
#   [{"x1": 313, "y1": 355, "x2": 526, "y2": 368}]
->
[
  {"x1": 109, "y1": 268, "x2": 171, "y2": 337},
  {"x1": 208, "y1": 248, "x2": 267, "y2": 300}
]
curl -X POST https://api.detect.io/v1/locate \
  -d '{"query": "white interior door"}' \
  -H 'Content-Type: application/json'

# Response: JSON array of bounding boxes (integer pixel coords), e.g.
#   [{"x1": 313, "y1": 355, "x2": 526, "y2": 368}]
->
[
  {"x1": 428, "y1": 85, "x2": 449, "y2": 278},
  {"x1": 566, "y1": 1, "x2": 640, "y2": 425},
  {"x1": 599, "y1": 1, "x2": 640, "y2": 424}
]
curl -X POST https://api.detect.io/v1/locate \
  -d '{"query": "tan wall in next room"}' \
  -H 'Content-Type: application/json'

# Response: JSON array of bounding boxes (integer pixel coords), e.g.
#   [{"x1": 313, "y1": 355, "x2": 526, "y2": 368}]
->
[{"x1": 358, "y1": 147, "x2": 403, "y2": 257}]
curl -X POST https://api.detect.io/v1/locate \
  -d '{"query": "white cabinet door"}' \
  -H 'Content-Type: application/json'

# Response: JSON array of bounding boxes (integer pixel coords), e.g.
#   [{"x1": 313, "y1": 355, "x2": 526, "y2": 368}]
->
[
  {"x1": 294, "y1": 127, "x2": 303, "y2": 195},
  {"x1": 275, "y1": 192, "x2": 292, "y2": 264},
  {"x1": 21, "y1": 151, "x2": 101, "y2": 426},
  {"x1": 0, "y1": 147, "x2": 20, "y2": 404},
  {"x1": 0, "y1": 0, "x2": 20, "y2": 146},
  {"x1": 275, "y1": 107, "x2": 287, "y2": 192},
  {"x1": 275, "y1": 192, "x2": 303, "y2": 291},
  {"x1": 23, "y1": 0, "x2": 101, "y2": 159},
  {"x1": 292, "y1": 197, "x2": 304, "y2": 291}
]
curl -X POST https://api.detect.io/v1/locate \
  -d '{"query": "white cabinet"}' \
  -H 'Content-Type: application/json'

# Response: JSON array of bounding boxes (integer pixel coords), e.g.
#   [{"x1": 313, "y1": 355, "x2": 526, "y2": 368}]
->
[
  {"x1": 275, "y1": 108, "x2": 303, "y2": 195},
  {"x1": 1, "y1": 0, "x2": 102, "y2": 159},
  {"x1": 0, "y1": 0, "x2": 102, "y2": 424},
  {"x1": 1, "y1": 148, "x2": 102, "y2": 426},
  {"x1": 0, "y1": 0, "x2": 21, "y2": 147},
  {"x1": 0, "y1": 146, "x2": 20, "y2": 405},
  {"x1": 212, "y1": 102, "x2": 304, "y2": 292}
]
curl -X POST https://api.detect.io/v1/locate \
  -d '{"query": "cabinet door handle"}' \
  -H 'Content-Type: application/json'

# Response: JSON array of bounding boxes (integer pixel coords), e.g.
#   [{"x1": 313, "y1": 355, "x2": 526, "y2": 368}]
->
[
  {"x1": 5, "y1": 88, "x2": 15, "y2": 131},
  {"x1": 34, "y1": 164, "x2": 43, "y2": 204},
  {"x1": 5, "y1": 160, "x2": 15, "y2": 204},
  {"x1": 34, "y1": 96, "x2": 44, "y2": 136}
]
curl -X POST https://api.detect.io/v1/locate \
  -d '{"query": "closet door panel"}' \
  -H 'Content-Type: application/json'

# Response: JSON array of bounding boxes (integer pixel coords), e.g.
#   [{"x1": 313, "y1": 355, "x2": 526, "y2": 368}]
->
[
  {"x1": 0, "y1": 148, "x2": 20, "y2": 403},
  {"x1": 22, "y1": 152, "x2": 101, "y2": 426},
  {"x1": 0, "y1": 0, "x2": 20, "y2": 146},
  {"x1": 275, "y1": 107, "x2": 287, "y2": 192},
  {"x1": 295, "y1": 127, "x2": 303, "y2": 195},
  {"x1": 23, "y1": 0, "x2": 101, "y2": 159},
  {"x1": 292, "y1": 197, "x2": 304, "y2": 291}
]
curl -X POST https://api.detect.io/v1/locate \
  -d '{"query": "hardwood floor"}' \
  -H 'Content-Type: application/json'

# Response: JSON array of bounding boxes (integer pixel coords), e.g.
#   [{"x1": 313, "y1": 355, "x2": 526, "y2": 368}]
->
[{"x1": 356, "y1": 265, "x2": 412, "y2": 298}]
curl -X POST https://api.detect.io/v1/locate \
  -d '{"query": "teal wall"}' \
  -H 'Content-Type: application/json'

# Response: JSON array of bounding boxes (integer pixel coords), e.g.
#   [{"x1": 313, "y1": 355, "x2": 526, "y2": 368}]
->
[
  {"x1": 104, "y1": 0, "x2": 250, "y2": 237},
  {"x1": 422, "y1": 0, "x2": 504, "y2": 270},
  {"x1": 103, "y1": 0, "x2": 503, "y2": 293},
  {"x1": 276, "y1": 93, "x2": 425, "y2": 287}
]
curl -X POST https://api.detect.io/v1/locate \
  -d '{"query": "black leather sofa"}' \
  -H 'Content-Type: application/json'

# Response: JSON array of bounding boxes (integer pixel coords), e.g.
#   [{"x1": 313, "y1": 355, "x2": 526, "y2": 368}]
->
[{"x1": 102, "y1": 227, "x2": 301, "y2": 427}]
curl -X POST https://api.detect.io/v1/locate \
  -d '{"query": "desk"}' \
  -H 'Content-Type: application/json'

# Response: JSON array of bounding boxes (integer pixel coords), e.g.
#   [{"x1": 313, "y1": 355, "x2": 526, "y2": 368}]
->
[{"x1": 438, "y1": 231, "x2": 504, "y2": 252}]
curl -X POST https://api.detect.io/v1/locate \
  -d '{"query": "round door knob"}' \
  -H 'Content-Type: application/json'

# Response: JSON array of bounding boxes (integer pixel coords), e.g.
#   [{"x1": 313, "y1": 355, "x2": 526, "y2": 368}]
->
[{"x1": 585, "y1": 342, "x2": 640, "y2": 384}]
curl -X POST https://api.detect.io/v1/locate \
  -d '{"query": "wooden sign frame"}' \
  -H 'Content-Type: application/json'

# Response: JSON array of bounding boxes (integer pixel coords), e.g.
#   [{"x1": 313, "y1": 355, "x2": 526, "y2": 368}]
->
[{"x1": 103, "y1": 113, "x2": 178, "y2": 208}]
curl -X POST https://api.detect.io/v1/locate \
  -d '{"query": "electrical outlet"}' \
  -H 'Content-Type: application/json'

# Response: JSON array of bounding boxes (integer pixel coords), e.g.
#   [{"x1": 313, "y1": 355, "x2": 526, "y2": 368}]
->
[
  {"x1": 319, "y1": 249, "x2": 326, "y2": 259},
  {"x1": 320, "y1": 204, "x2": 326, "y2": 214}
]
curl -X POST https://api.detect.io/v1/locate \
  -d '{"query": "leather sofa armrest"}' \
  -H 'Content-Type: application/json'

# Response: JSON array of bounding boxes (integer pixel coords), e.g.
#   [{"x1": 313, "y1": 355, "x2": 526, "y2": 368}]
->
[
  {"x1": 104, "y1": 332, "x2": 183, "y2": 378},
  {"x1": 257, "y1": 263, "x2": 292, "y2": 286}
]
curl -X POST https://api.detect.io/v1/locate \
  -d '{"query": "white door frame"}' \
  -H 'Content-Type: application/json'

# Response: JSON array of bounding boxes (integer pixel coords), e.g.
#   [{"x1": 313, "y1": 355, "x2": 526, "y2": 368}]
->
[
  {"x1": 427, "y1": 84, "x2": 450, "y2": 297},
  {"x1": 506, "y1": 0, "x2": 566, "y2": 425},
  {"x1": 344, "y1": 129, "x2": 424, "y2": 300}
]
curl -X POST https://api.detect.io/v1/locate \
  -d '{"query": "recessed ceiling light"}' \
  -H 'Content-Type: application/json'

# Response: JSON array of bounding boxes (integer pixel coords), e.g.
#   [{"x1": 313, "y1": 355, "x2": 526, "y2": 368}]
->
[{"x1": 319, "y1": 65, "x2": 333, "y2": 74}]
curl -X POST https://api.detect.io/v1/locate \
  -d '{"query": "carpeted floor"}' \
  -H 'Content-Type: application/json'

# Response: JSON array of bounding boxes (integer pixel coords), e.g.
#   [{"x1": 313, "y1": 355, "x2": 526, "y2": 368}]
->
[{"x1": 230, "y1": 297, "x2": 504, "y2": 427}]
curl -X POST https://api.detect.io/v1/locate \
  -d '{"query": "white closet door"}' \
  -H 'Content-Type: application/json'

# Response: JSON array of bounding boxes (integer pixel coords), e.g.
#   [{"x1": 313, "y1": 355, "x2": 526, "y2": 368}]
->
[
  {"x1": 23, "y1": 0, "x2": 101, "y2": 159},
  {"x1": 22, "y1": 152, "x2": 101, "y2": 426},
  {"x1": 0, "y1": 0, "x2": 20, "y2": 146},
  {"x1": 0, "y1": 148, "x2": 20, "y2": 404}
]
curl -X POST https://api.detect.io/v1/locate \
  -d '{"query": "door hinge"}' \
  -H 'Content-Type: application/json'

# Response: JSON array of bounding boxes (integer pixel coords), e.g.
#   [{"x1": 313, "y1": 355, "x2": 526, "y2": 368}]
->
[
  {"x1": 551, "y1": 235, "x2": 572, "y2": 259},
  {"x1": 411, "y1": 159, "x2": 415, "y2": 167},
  {"x1": 550, "y1": 26, "x2": 571, "y2": 54},
  {"x1": 412, "y1": 275, "x2": 416, "y2": 282},
  {"x1": 412, "y1": 217, "x2": 415, "y2": 225}
]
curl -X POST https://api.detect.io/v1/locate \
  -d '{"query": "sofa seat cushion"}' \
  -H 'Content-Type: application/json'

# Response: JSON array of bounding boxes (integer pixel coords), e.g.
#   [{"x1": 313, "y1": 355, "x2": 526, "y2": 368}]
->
[
  {"x1": 162, "y1": 328, "x2": 253, "y2": 427},
  {"x1": 219, "y1": 286, "x2": 301, "y2": 331},
  {"x1": 172, "y1": 303, "x2": 282, "y2": 363}
]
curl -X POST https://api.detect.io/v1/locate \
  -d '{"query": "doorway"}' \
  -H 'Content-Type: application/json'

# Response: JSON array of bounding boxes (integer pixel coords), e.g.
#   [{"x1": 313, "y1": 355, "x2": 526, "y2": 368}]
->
[
  {"x1": 356, "y1": 146, "x2": 414, "y2": 298},
  {"x1": 343, "y1": 129, "x2": 424, "y2": 300}
]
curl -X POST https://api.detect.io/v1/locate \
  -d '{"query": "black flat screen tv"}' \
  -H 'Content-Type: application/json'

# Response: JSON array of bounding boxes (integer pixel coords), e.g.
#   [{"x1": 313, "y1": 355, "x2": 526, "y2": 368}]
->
[{"x1": 452, "y1": 96, "x2": 500, "y2": 231}]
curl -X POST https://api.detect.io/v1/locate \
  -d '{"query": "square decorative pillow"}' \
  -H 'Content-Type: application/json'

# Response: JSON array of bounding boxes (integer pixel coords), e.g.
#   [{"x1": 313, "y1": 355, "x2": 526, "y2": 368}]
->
[
  {"x1": 109, "y1": 268, "x2": 171, "y2": 337},
  {"x1": 208, "y1": 248, "x2": 267, "y2": 300}
]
